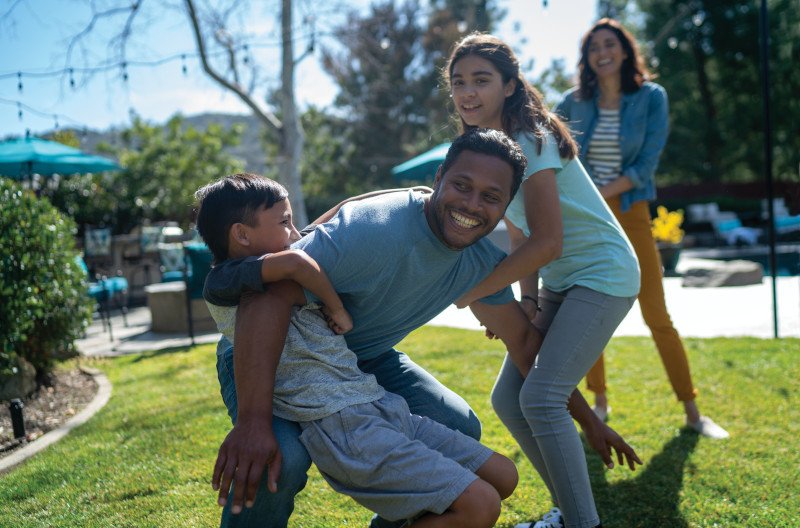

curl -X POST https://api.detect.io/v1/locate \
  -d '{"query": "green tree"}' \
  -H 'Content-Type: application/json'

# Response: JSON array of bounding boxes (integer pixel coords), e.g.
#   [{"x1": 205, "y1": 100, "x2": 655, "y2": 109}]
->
[
  {"x1": 298, "y1": 107, "x2": 358, "y2": 220},
  {"x1": 50, "y1": 115, "x2": 244, "y2": 234},
  {"x1": 321, "y1": 0, "x2": 425, "y2": 192},
  {"x1": 319, "y1": 0, "x2": 502, "y2": 193},
  {"x1": 634, "y1": 0, "x2": 799, "y2": 186},
  {"x1": 0, "y1": 180, "x2": 93, "y2": 383}
]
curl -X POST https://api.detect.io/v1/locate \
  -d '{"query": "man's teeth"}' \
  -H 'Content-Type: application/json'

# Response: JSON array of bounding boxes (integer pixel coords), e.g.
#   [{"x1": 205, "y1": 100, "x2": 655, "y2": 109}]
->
[{"x1": 451, "y1": 211, "x2": 480, "y2": 228}]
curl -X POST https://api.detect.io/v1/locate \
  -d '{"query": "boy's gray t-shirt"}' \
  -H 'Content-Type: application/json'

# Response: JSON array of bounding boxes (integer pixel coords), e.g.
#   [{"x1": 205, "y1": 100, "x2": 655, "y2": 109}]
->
[{"x1": 206, "y1": 299, "x2": 385, "y2": 422}]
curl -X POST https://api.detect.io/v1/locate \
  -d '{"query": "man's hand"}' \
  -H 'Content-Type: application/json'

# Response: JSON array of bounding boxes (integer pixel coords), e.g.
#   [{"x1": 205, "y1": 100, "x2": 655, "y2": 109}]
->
[
  {"x1": 212, "y1": 417, "x2": 282, "y2": 514},
  {"x1": 583, "y1": 420, "x2": 643, "y2": 471}
]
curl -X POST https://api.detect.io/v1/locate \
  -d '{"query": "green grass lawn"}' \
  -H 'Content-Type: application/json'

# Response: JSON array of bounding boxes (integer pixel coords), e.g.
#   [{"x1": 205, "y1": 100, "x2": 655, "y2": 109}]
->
[{"x1": 1, "y1": 328, "x2": 798, "y2": 527}]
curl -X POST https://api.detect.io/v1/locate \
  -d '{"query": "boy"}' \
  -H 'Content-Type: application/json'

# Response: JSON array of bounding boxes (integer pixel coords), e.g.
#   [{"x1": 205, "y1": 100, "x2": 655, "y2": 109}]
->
[{"x1": 195, "y1": 173, "x2": 518, "y2": 527}]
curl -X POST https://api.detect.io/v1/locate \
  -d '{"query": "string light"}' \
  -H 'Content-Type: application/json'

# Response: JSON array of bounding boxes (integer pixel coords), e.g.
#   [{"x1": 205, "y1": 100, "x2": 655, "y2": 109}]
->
[
  {"x1": 1, "y1": 97, "x2": 85, "y2": 131},
  {"x1": 0, "y1": 30, "x2": 317, "y2": 134}
]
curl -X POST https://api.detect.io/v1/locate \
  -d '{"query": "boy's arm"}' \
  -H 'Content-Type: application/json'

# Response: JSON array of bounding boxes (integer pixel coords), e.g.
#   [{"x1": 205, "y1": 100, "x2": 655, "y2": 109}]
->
[
  {"x1": 260, "y1": 250, "x2": 352, "y2": 333},
  {"x1": 311, "y1": 186, "x2": 433, "y2": 225},
  {"x1": 469, "y1": 300, "x2": 642, "y2": 471},
  {"x1": 212, "y1": 281, "x2": 307, "y2": 513}
]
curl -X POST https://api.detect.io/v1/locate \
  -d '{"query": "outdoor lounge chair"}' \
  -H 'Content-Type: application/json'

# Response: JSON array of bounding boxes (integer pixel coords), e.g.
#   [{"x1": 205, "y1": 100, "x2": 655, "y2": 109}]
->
[{"x1": 76, "y1": 256, "x2": 129, "y2": 342}]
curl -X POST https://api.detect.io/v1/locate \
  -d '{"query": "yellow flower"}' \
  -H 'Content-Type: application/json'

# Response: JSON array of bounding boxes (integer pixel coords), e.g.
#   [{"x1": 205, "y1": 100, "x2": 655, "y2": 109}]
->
[{"x1": 651, "y1": 206, "x2": 684, "y2": 245}]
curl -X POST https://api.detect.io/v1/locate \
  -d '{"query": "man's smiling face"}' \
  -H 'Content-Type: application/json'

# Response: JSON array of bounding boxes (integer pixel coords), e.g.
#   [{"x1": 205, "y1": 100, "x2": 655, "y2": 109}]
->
[{"x1": 426, "y1": 149, "x2": 514, "y2": 250}]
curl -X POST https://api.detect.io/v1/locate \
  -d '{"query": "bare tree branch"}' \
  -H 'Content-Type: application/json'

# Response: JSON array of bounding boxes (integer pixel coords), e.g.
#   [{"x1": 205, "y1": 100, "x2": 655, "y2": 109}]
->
[
  {"x1": 183, "y1": 0, "x2": 282, "y2": 131},
  {"x1": 65, "y1": 2, "x2": 138, "y2": 71}
]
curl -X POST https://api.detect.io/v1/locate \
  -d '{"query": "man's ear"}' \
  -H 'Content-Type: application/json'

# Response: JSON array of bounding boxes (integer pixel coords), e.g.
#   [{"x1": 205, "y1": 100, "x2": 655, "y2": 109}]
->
[
  {"x1": 433, "y1": 165, "x2": 444, "y2": 189},
  {"x1": 230, "y1": 222, "x2": 250, "y2": 247}
]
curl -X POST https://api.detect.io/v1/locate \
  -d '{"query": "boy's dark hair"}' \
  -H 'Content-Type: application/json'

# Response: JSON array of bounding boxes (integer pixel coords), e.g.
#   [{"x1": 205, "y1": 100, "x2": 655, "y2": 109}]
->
[
  {"x1": 440, "y1": 128, "x2": 527, "y2": 201},
  {"x1": 194, "y1": 173, "x2": 289, "y2": 263}
]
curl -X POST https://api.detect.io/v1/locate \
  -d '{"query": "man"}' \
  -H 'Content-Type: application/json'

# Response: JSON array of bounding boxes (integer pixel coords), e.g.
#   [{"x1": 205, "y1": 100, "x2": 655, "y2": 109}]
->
[{"x1": 211, "y1": 129, "x2": 638, "y2": 527}]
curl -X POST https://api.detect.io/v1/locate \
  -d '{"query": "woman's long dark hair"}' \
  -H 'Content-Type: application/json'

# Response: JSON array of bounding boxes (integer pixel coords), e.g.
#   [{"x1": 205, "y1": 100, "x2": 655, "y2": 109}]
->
[
  {"x1": 578, "y1": 18, "x2": 651, "y2": 100},
  {"x1": 445, "y1": 32, "x2": 577, "y2": 159}
]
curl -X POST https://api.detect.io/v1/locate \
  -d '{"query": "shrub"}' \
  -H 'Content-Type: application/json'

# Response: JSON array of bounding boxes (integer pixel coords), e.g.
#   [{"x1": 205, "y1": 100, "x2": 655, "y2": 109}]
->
[{"x1": 0, "y1": 178, "x2": 93, "y2": 382}]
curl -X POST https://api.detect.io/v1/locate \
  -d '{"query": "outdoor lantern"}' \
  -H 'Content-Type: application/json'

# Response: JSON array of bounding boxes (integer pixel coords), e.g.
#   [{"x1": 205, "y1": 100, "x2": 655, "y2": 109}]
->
[{"x1": 9, "y1": 398, "x2": 26, "y2": 439}]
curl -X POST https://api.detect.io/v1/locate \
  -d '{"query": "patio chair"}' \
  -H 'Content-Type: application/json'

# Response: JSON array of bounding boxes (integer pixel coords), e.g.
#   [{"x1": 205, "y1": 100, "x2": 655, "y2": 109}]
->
[
  {"x1": 712, "y1": 213, "x2": 762, "y2": 246},
  {"x1": 183, "y1": 242, "x2": 213, "y2": 345},
  {"x1": 76, "y1": 255, "x2": 129, "y2": 342},
  {"x1": 157, "y1": 242, "x2": 186, "y2": 283}
]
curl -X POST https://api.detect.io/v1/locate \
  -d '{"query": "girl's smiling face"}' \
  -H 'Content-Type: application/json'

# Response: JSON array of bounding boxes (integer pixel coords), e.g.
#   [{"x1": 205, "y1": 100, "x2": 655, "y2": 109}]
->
[
  {"x1": 587, "y1": 28, "x2": 628, "y2": 81},
  {"x1": 450, "y1": 54, "x2": 516, "y2": 131}
]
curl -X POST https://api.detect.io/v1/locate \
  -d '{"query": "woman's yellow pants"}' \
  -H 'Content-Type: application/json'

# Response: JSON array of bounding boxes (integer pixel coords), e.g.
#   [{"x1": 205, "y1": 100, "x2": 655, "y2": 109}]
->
[{"x1": 585, "y1": 198, "x2": 698, "y2": 402}]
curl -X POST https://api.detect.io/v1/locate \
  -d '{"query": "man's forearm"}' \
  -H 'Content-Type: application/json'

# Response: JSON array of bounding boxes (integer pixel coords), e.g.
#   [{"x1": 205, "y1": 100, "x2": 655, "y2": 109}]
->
[{"x1": 233, "y1": 284, "x2": 298, "y2": 422}]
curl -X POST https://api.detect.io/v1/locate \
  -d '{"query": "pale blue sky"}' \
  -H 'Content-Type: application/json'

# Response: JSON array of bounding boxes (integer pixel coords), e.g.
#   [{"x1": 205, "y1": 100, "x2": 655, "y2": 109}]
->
[{"x1": 0, "y1": 0, "x2": 596, "y2": 138}]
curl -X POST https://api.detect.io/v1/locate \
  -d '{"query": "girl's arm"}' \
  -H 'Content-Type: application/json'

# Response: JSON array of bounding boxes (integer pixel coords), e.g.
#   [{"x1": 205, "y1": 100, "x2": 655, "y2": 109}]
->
[
  {"x1": 259, "y1": 249, "x2": 352, "y2": 333},
  {"x1": 455, "y1": 169, "x2": 562, "y2": 307},
  {"x1": 311, "y1": 186, "x2": 433, "y2": 225},
  {"x1": 506, "y1": 219, "x2": 541, "y2": 321}
]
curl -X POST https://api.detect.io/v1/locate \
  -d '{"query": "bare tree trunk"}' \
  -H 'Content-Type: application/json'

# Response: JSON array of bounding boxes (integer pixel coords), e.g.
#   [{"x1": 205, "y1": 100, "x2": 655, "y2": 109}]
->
[{"x1": 280, "y1": 0, "x2": 308, "y2": 227}]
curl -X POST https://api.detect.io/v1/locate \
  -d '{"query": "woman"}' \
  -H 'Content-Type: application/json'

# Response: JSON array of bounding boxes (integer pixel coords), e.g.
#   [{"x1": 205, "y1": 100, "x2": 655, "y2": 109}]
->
[
  {"x1": 448, "y1": 33, "x2": 640, "y2": 528},
  {"x1": 555, "y1": 18, "x2": 728, "y2": 439}
]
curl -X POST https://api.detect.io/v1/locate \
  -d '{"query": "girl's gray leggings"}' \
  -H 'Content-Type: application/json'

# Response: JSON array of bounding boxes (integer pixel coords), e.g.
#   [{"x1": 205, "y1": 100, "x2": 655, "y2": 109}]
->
[{"x1": 491, "y1": 286, "x2": 635, "y2": 528}]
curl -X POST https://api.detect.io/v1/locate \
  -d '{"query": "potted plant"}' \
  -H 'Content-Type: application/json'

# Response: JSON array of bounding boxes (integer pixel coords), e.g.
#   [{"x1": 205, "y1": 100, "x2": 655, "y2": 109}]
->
[{"x1": 651, "y1": 205, "x2": 685, "y2": 275}]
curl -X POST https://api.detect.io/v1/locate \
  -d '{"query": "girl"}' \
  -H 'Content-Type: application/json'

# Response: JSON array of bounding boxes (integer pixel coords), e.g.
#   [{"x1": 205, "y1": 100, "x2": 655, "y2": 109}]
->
[
  {"x1": 555, "y1": 18, "x2": 728, "y2": 439},
  {"x1": 447, "y1": 33, "x2": 640, "y2": 528}
]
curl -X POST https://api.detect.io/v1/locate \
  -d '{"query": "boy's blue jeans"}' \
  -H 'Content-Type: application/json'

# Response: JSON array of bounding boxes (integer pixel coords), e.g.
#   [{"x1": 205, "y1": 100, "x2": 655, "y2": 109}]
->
[{"x1": 215, "y1": 337, "x2": 482, "y2": 528}]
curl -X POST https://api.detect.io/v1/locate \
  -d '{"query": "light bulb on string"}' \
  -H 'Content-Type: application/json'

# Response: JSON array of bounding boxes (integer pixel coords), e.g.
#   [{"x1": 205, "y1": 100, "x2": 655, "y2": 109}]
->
[
  {"x1": 121, "y1": 62, "x2": 129, "y2": 82},
  {"x1": 181, "y1": 54, "x2": 188, "y2": 76},
  {"x1": 17, "y1": 72, "x2": 23, "y2": 93},
  {"x1": 17, "y1": 102, "x2": 23, "y2": 121},
  {"x1": 69, "y1": 68, "x2": 76, "y2": 89},
  {"x1": 243, "y1": 44, "x2": 250, "y2": 65}
]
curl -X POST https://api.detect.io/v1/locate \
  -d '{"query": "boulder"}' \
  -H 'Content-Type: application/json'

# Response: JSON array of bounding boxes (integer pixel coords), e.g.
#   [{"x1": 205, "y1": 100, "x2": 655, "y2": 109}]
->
[
  {"x1": 682, "y1": 259, "x2": 764, "y2": 288},
  {"x1": 0, "y1": 356, "x2": 37, "y2": 401}
]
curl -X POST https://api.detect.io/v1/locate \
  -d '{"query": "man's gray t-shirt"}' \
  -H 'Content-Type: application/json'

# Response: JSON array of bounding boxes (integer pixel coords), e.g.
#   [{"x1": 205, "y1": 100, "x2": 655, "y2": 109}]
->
[{"x1": 294, "y1": 189, "x2": 513, "y2": 360}]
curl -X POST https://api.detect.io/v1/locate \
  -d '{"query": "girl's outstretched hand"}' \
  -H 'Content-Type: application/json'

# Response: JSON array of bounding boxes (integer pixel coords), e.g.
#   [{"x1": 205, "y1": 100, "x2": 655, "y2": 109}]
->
[{"x1": 585, "y1": 421, "x2": 643, "y2": 471}]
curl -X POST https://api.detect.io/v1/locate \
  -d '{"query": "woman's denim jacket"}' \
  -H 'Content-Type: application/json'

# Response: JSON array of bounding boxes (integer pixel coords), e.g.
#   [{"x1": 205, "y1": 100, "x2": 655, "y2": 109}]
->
[{"x1": 555, "y1": 82, "x2": 669, "y2": 212}]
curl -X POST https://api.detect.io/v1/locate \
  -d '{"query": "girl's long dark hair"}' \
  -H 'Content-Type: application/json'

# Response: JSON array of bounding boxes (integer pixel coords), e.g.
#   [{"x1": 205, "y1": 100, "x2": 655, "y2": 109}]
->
[
  {"x1": 445, "y1": 32, "x2": 577, "y2": 159},
  {"x1": 578, "y1": 18, "x2": 651, "y2": 100}
]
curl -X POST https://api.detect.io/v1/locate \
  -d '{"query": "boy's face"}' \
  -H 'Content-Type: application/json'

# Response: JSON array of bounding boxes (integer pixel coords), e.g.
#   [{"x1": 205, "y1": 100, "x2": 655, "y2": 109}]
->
[{"x1": 245, "y1": 199, "x2": 301, "y2": 255}]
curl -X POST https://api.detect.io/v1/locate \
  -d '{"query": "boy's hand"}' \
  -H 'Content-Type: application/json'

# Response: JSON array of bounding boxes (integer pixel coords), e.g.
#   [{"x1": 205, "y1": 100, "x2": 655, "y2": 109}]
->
[{"x1": 322, "y1": 305, "x2": 353, "y2": 334}]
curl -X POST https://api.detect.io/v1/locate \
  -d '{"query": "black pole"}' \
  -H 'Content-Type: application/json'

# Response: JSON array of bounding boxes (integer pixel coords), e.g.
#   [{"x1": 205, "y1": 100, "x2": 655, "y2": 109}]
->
[
  {"x1": 9, "y1": 399, "x2": 26, "y2": 439},
  {"x1": 758, "y1": 0, "x2": 779, "y2": 338}
]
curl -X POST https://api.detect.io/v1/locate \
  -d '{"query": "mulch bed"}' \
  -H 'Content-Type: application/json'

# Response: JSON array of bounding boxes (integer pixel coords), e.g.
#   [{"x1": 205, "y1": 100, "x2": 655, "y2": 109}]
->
[{"x1": 0, "y1": 369, "x2": 98, "y2": 458}]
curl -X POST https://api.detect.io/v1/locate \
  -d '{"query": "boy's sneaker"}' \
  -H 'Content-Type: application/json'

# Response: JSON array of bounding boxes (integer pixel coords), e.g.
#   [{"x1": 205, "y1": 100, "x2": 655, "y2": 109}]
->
[
  {"x1": 515, "y1": 507, "x2": 564, "y2": 528},
  {"x1": 687, "y1": 416, "x2": 730, "y2": 439}
]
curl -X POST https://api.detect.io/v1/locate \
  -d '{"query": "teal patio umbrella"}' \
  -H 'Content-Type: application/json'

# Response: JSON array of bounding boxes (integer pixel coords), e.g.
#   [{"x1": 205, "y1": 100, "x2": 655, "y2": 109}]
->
[
  {"x1": 0, "y1": 135, "x2": 120, "y2": 180},
  {"x1": 391, "y1": 142, "x2": 451, "y2": 182}
]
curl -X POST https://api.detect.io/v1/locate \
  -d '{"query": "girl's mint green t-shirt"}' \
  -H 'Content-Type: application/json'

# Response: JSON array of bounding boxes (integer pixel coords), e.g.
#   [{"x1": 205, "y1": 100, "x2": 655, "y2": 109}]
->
[{"x1": 504, "y1": 131, "x2": 640, "y2": 297}]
